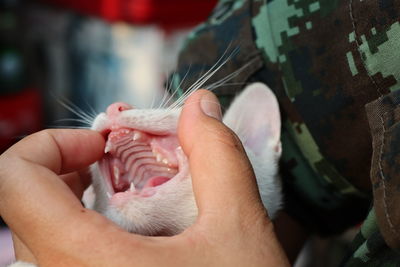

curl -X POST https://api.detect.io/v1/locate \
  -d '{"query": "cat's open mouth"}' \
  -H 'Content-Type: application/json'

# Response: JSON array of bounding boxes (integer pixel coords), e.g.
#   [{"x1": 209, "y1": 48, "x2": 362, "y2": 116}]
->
[{"x1": 98, "y1": 127, "x2": 183, "y2": 198}]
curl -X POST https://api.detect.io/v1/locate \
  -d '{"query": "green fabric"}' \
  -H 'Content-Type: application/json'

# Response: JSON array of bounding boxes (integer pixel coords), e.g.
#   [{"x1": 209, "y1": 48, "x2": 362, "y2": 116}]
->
[{"x1": 343, "y1": 209, "x2": 400, "y2": 266}]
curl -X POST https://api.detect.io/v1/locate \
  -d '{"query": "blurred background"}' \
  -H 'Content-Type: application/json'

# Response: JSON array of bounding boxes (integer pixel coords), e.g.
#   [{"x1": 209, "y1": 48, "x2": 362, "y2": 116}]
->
[
  {"x1": 0, "y1": 0, "x2": 217, "y2": 155},
  {"x1": 0, "y1": 1, "x2": 358, "y2": 266},
  {"x1": 0, "y1": 0, "x2": 215, "y2": 264}
]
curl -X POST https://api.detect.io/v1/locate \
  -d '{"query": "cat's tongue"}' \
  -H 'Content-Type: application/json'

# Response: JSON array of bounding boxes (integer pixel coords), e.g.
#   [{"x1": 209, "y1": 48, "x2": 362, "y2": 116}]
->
[{"x1": 143, "y1": 176, "x2": 171, "y2": 188}]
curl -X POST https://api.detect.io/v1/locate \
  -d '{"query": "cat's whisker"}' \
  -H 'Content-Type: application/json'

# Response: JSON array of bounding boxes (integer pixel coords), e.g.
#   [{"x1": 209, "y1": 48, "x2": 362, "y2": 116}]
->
[
  {"x1": 171, "y1": 100, "x2": 222, "y2": 116},
  {"x1": 157, "y1": 83, "x2": 172, "y2": 109},
  {"x1": 57, "y1": 98, "x2": 95, "y2": 123},
  {"x1": 82, "y1": 98, "x2": 99, "y2": 119},
  {"x1": 159, "y1": 72, "x2": 175, "y2": 109},
  {"x1": 205, "y1": 59, "x2": 256, "y2": 91},
  {"x1": 159, "y1": 68, "x2": 184, "y2": 109},
  {"x1": 180, "y1": 50, "x2": 239, "y2": 99},
  {"x1": 183, "y1": 49, "x2": 235, "y2": 91},
  {"x1": 166, "y1": 70, "x2": 176, "y2": 94},
  {"x1": 55, "y1": 118, "x2": 92, "y2": 125},
  {"x1": 58, "y1": 96, "x2": 94, "y2": 118},
  {"x1": 157, "y1": 71, "x2": 172, "y2": 109},
  {"x1": 175, "y1": 63, "x2": 192, "y2": 92},
  {"x1": 162, "y1": 64, "x2": 192, "y2": 109},
  {"x1": 149, "y1": 82, "x2": 158, "y2": 109},
  {"x1": 164, "y1": 70, "x2": 171, "y2": 91},
  {"x1": 167, "y1": 61, "x2": 226, "y2": 110},
  {"x1": 167, "y1": 47, "x2": 239, "y2": 111},
  {"x1": 165, "y1": 56, "x2": 254, "y2": 113},
  {"x1": 51, "y1": 91, "x2": 96, "y2": 124}
]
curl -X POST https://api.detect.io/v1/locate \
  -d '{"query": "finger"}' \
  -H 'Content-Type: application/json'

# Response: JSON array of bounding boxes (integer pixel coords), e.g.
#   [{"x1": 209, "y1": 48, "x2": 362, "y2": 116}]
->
[
  {"x1": 0, "y1": 129, "x2": 114, "y2": 254},
  {"x1": 12, "y1": 232, "x2": 37, "y2": 264},
  {"x1": 3, "y1": 129, "x2": 105, "y2": 175},
  {"x1": 178, "y1": 90, "x2": 265, "y2": 220},
  {"x1": 0, "y1": 129, "x2": 102, "y2": 216},
  {"x1": 61, "y1": 168, "x2": 92, "y2": 199}
]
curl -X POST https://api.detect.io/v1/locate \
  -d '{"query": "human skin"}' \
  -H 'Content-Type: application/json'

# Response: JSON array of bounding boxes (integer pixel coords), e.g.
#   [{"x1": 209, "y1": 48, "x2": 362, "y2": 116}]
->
[{"x1": 0, "y1": 90, "x2": 289, "y2": 267}]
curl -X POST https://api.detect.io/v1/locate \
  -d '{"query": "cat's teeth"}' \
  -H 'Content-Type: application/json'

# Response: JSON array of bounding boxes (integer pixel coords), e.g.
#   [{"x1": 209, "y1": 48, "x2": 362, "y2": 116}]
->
[
  {"x1": 113, "y1": 166, "x2": 120, "y2": 184},
  {"x1": 104, "y1": 142, "x2": 112, "y2": 153},
  {"x1": 153, "y1": 149, "x2": 170, "y2": 165},
  {"x1": 107, "y1": 192, "x2": 112, "y2": 199},
  {"x1": 130, "y1": 182, "x2": 135, "y2": 192},
  {"x1": 132, "y1": 132, "x2": 142, "y2": 141}
]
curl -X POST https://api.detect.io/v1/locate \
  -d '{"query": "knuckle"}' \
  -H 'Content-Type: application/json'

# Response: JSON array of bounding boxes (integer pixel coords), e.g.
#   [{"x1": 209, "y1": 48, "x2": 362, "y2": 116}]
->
[
  {"x1": 20, "y1": 129, "x2": 51, "y2": 146},
  {"x1": 30, "y1": 129, "x2": 53, "y2": 141},
  {"x1": 24, "y1": 130, "x2": 58, "y2": 151}
]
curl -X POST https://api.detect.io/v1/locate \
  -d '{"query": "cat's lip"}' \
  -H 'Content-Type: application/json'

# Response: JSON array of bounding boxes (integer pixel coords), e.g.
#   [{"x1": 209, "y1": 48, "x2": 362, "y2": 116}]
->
[
  {"x1": 98, "y1": 127, "x2": 185, "y2": 198},
  {"x1": 95, "y1": 114, "x2": 176, "y2": 137}
]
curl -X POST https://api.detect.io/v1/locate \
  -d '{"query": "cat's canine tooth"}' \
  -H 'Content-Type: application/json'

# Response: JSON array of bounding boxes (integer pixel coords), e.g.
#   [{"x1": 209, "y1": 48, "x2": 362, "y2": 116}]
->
[
  {"x1": 104, "y1": 142, "x2": 112, "y2": 153},
  {"x1": 132, "y1": 132, "x2": 142, "y2": 141},
  {"x1": 130, "y1": 182, "x2": 135, "y2": 192},
  {"x1": 156, "y1": 154, "x2": 162, "y2": 162},
  {"x1": 106, "y1": 192, "x2": 112, "y2": 199},
  {"x1": 113, "y1": 166, "x2": 120, "y2": 184}
]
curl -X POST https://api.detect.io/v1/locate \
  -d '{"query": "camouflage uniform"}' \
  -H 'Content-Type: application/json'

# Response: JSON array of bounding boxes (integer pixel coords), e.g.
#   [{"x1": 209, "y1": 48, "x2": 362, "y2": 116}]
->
[{"x1": 172, "y1": 0, "x2": 400, "y2": 265}]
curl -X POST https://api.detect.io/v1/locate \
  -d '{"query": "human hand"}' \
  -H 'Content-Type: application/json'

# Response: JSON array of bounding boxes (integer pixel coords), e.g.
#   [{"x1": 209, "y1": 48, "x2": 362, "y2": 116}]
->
[{"x1": 0, "y1": 90, "x2": 289, "y2": 266}]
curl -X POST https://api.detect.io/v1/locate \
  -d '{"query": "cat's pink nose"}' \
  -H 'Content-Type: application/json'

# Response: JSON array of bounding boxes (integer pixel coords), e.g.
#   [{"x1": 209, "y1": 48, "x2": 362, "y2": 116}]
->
[{"x1": 106, "y1": 102, "x2": 133, "y2": 117}]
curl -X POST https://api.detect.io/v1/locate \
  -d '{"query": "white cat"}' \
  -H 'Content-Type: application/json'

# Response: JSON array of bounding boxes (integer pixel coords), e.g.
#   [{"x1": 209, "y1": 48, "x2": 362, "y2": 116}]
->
[
  {"x1": 10, "y1": 82, "x2": 282, "y2": 266},
  {"x1": 90, "y1": 82, "x2": 282, "y2": 236}
]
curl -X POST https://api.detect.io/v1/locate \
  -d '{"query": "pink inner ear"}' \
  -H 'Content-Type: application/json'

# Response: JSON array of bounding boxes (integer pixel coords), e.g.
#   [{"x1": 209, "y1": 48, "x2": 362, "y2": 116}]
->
[
  {"x1": 223, "y1": 83, "x2": 281, "y2": 156},
  {"x1": 243, "y1": 125, "x2": 269, "y2": 150}
]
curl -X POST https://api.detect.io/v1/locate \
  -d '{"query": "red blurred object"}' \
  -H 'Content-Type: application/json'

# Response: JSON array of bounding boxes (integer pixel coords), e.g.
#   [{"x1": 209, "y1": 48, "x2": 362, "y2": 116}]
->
[
  {"x1": 0, "y1": 89, "x2": 43, "y2": 153},
  {"x1": 41, "y1": 0, "x2": 217, "y2": 29}
]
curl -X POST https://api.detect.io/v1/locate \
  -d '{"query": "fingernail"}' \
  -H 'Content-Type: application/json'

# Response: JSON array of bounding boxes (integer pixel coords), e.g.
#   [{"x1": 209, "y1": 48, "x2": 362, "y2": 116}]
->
[{"x1": 200, "y1": 93, "x2": 222, "y2": 120}]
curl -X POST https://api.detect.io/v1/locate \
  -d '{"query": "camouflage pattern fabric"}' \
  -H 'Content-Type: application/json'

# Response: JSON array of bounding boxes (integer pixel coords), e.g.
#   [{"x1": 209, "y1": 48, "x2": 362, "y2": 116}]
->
[
  {"x1": 172, "y1": 0, "x2": 400, "y2": 265},
  {"x1": 341, "y1": 208, "x2": 400, "y2": 266},
  {"x1": 365, "y1": 89, "x2": 400, "y2": 251}
]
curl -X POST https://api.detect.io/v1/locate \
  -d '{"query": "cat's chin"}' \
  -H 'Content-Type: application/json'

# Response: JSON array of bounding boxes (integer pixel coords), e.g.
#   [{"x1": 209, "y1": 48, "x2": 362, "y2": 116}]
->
[{"x1": 94, "y1": 165, "x2": 196, "y2": 236}]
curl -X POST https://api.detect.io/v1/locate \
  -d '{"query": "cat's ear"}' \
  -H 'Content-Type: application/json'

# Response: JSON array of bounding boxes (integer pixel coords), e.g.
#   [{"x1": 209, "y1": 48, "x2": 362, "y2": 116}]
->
[{"x1": 223, "y1": 82, "x2": 281, "y2": 156}]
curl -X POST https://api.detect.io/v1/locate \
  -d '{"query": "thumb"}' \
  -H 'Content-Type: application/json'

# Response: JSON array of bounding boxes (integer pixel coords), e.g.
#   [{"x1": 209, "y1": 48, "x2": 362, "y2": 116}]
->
[{"x1": 178, "y1": 90, "x2": 266, "y2": 221}]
